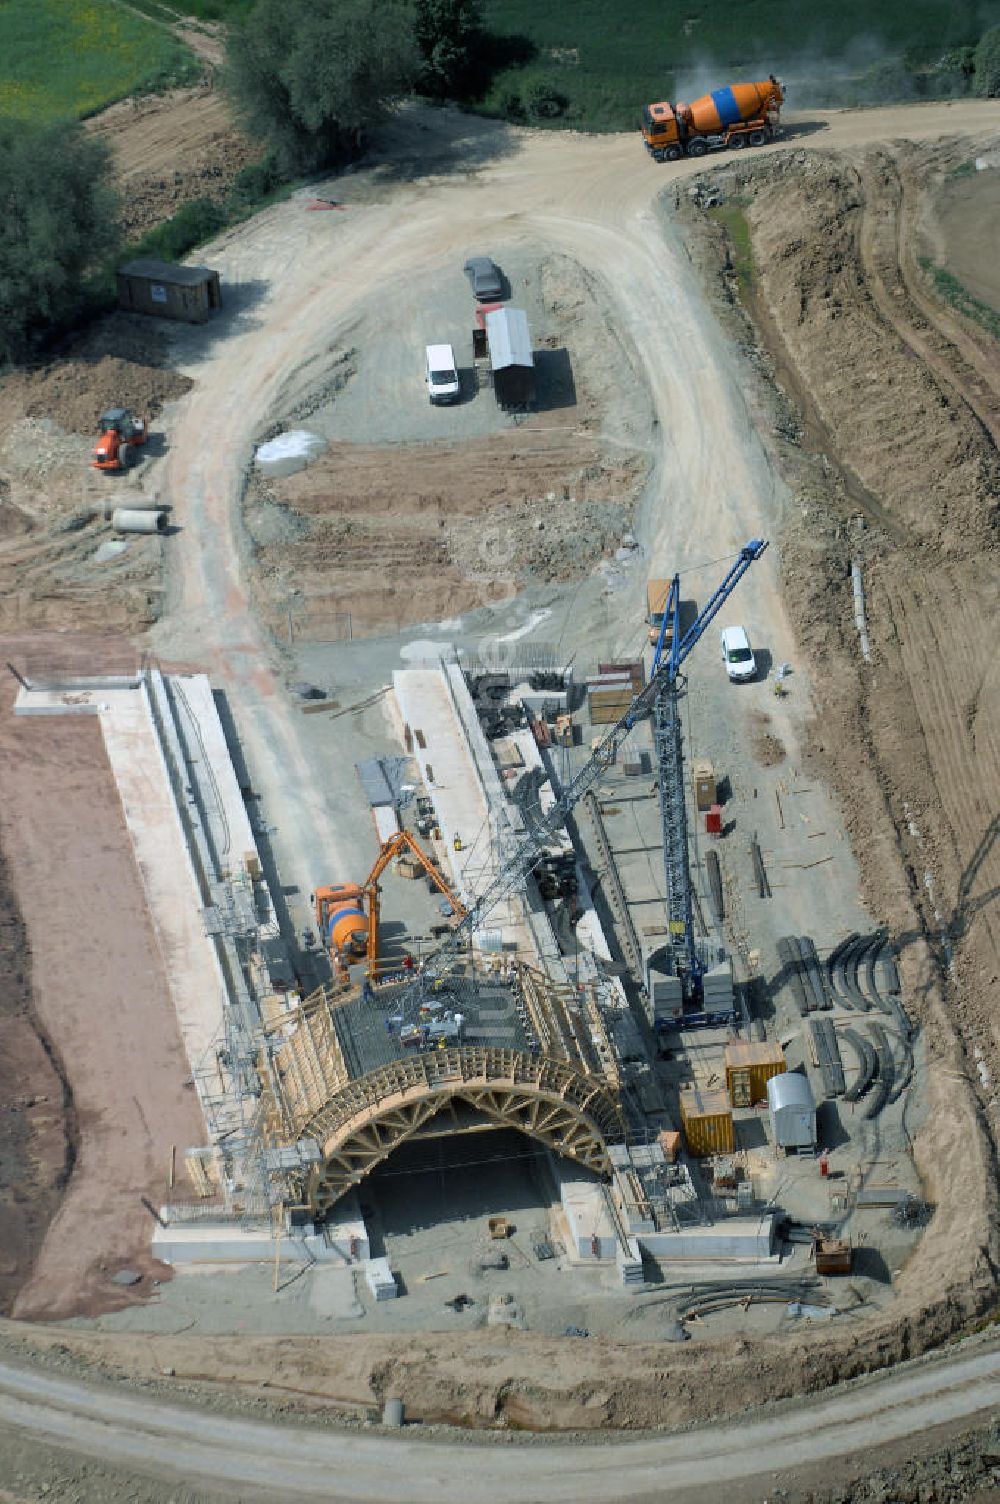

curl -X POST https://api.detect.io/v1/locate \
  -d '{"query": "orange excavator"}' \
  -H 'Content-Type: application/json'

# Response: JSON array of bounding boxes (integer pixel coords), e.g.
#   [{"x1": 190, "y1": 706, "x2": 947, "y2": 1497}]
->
[
  {"x1": 92, "y1": 407, "x2": 149, "y2": 472},
  {"x1": 315, "y1": 830, "x2": 467, "y2": 978}
]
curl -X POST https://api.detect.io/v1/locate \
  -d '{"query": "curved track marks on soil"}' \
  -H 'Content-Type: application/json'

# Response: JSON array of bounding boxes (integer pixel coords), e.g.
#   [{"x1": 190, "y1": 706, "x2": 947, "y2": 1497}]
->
[
  {"x1": 856, "y1": 148, "x2": 1000, "y2": 449},
  {"x1": 88, "y1": 89, "x2": 235, "y2": 185},
  {"x1": 0, "y1": 1348, "x2": 998, "y2": 1502},
  {"x1": 878, "y1": 569, "x2": 1000, "y2": 1030}
]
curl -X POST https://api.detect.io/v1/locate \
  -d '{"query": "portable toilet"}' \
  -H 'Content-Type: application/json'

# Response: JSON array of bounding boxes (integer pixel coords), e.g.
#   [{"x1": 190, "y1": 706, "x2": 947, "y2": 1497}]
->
[{"x1": 767, "y1": 1071, "x2": 816, "y2": 1151}]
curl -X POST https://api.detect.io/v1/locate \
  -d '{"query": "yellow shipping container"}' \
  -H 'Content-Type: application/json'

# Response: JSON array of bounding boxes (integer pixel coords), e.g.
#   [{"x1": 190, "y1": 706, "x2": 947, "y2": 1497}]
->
[
  {"x1": 724, "y1": 1040, "x2": 786, "y2": 1108},
  {"x1": 679, "y1": 1085, "x2": 734, "y2": 1157}
]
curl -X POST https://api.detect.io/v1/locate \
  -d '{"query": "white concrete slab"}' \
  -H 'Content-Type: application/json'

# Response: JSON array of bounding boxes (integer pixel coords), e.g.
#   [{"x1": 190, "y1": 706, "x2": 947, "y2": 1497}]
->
[
  {"x1": 118, "y1": 681, "x2": 230, "y2": 1074},
  {"x1": 556, "y1": 1164, "x2": 622, "y2": 1260},
  {"x1": 392, "y1": 668, "x2": 487, "y2": 902},
  {"x1": 168, "y1": 673, "x2": 259, "y2": 877},
  {"x1": 152, "y1": 1222, "x2": 351, "y2": 1265},
  {"x1": 373, "y1": 804, "x2": 399, "y2": 842},
  {"x1": 637, "y1": 1217, "x2": 777, "y2": 1261}
]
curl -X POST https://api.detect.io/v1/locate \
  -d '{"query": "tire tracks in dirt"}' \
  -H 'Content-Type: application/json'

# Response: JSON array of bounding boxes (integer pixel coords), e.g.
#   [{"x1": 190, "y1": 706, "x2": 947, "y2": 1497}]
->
[
  {"x1": 856, "y1": 146, "x2": 1000, "y2": 451},
  {"x1": 878, "y1": 569, "x2": 1000, "y2": 1014},
  {"x1": 850, "y1": 144, "x2": 1000, "y2": 1039}
]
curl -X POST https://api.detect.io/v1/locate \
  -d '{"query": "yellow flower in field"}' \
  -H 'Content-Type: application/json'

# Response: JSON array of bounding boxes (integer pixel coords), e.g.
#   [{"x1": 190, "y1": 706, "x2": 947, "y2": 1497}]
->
[{"x1": 0, "y1": 0, "x2": 197, "y2": 121}]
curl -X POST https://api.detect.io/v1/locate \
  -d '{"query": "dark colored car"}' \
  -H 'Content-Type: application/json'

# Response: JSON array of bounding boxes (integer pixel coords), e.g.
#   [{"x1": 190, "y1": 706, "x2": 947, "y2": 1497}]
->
[{"x1": 463, "y1": 255, "x2": 503, "y2": 301}]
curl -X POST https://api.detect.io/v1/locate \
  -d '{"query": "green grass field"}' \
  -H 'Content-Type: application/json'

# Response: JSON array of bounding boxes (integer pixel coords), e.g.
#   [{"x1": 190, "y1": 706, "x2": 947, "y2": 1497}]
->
[
  {"x1": 478, "y1": 0, "x2": 1000, "y2": 129},
  {"x1": 2, "y1": 0, "x2": 995, "y2": 133},
  {"x1": 0, "y1": 0, "x2": 200, "y2": 122}
]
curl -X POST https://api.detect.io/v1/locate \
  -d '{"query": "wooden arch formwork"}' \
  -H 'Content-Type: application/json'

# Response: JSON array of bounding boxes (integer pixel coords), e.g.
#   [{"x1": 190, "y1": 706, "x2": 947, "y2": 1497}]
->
[{"x1": 257, "y1": 993, "x2": 625, "y2": 1217}]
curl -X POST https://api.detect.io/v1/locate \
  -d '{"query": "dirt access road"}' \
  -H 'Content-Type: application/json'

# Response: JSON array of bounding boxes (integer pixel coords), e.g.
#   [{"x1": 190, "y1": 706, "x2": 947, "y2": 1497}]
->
[
  {"x1": 147, "y1": 97, "x2": 1000, "y2": 925},
  {"x1": 0, "y1": 1343, "x2": 997, "y2": 1502}
]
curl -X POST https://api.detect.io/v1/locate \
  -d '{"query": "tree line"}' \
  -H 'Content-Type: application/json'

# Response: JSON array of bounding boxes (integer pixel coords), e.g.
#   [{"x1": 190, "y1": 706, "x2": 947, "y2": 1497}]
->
[
  {"x1": 2, "y1": 7, "x2": 999, "y2": 367},
  {"x1": 225, "y1": 0, "x2": 486, "y2": 173},
  {"x1": 0, "y1": 0, "x2": 482, "y2": 365}
]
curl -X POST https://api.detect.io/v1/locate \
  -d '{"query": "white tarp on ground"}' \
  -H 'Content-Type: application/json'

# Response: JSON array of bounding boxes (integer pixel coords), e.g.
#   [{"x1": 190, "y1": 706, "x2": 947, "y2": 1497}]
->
[{"x1": 255, "y1": 429, "x2": 327, "y2": 478}]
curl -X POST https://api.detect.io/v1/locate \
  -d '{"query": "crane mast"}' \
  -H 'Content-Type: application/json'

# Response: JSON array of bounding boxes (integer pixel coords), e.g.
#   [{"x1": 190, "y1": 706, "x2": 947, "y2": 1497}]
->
[
  {"x1": 648, "y1": 540, "x2": 768, "y2": 994},
  {"x1": 421, "y1": 539, "x2": 769, "y2": 997}
]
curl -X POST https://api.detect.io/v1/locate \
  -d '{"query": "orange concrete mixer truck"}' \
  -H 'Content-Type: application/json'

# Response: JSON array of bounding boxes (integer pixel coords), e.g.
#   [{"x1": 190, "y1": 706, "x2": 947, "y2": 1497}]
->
[
  {"x1": 314, "y1": 883, "x2": 368, "y2": 973},
  {"x1": 642, "y1": 76, "x2": 783, "y2": 162}
]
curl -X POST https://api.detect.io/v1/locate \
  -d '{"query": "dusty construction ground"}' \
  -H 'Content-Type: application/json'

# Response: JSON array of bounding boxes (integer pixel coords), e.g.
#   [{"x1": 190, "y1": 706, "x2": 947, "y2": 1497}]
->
[
  {"x1": 0, "y1": 86, "x2": 997, "y2": 1490},
  {"x1": 84, "y1": 20, "x2": 257, "y2": 241},
  {"x1": 250, "y1": 250, "x2": 651, "y2": 637},
  {"x1": 680, "y1": 135, "x2": 1000, "y2": 1100}
]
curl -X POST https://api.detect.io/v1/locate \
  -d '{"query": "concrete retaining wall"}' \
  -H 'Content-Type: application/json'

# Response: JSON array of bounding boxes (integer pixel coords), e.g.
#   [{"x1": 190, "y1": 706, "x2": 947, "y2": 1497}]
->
[{"x1": 637, "y1": 1216, "x2": 776, "y2": 1260}]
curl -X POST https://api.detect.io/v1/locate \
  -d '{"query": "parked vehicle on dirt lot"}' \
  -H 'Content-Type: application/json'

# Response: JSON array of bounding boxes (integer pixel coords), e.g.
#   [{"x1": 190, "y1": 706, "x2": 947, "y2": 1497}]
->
[
  {"x1": 463, "y1": 255, "x2": 503, "y2": 301},
  {"x1": 643, "y1": 77, "x2": 784, "y2": 162},
  {"x1": 425, "y1": 343, "x2": 460, "y2": 404},
  {"x1": 720, "y1": 624, "x2": 757, "y2": 682},
  {"x1": 92, "y1": 407, "x2": 148, "y2": 472},
  {"x1": 647, "y1": 577, "x2": 672, "y2": 646}
]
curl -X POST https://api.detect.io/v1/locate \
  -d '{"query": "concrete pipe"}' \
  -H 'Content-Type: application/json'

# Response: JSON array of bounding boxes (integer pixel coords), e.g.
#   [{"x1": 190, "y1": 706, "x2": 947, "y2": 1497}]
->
[
  {"x1": 111, "y1": 508, "x2": 167, "y2": 535},
  {"x1": 382, "y1": 1397, "x2": 404, "y2": 1429},
  {"x1": 102, "y1": 498, "x2": 164, "y2": 521}
]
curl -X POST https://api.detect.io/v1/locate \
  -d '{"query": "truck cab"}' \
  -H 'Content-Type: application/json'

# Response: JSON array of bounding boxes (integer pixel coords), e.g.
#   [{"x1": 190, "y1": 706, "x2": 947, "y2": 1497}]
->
[
  {"x1": 646, "y1": 577, "x2": 672, "y2": 645},
  {"x1": 642, "y1": 103, "x2": 683, "y2": 161}
]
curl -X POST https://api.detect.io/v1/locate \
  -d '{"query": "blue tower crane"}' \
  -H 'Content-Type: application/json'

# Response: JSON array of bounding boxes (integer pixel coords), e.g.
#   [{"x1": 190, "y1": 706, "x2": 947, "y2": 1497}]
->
[
  {"x1": 648, "y1": 539, "x2": 769, "y2": 1007},
  {"x1": 416, "y1": 540, "x2": 769, "y2": 1002}
]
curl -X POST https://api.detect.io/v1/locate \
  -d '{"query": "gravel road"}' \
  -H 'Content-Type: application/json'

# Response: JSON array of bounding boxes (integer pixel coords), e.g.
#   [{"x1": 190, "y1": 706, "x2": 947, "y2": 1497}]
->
[{"x1": 0, "y1": 1344, "x2": 997, "y2": 1501}]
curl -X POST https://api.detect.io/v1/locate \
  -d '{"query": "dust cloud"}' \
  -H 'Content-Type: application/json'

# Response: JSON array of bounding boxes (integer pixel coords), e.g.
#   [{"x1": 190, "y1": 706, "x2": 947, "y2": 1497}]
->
[{"x1": 671, "y1": 29, "x2": 978, "y2": 110}]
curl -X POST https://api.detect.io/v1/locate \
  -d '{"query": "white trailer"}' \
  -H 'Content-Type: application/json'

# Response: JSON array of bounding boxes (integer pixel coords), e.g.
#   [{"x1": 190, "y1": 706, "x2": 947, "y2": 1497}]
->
[{"x1": 767, "y1": 1071, "x2": 816, "y2": 1151}]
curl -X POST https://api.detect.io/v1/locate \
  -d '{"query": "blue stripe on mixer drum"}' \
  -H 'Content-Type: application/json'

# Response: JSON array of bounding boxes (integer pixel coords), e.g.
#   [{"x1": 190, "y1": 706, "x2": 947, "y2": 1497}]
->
[
  {"x1": 329, "y1": 905, "x2": 365, "y2": 933},
  {"x1": 711, "y1": 87, "x2": 742, "y2": 127}
]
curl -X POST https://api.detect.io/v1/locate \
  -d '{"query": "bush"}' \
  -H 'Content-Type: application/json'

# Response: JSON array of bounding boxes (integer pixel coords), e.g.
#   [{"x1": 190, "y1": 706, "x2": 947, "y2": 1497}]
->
[
  {"x1": 0, "y1": 120, "x2": 120, "y2": 366},
  {"x1": 225, "y1": 0, "x2": 419, "y2": 174},
  {"x1": 499, "y1": 90, "x2": 526, "y2": 122},
  {"x1": 132, "y1": 198, "x2": 227, "y2": 264},
  {"x1": 526, "y1": 80, "x2": 570, "y2": 119},
  {"x1": 413, "y1": 0, "x2": 483, "y2": 98},
  {"x1": 974, "y1": 24, "x2": 1000, "y2": 96},
  {"x1": 225, "y1": 155, "x2": 285, "y2": 215}
]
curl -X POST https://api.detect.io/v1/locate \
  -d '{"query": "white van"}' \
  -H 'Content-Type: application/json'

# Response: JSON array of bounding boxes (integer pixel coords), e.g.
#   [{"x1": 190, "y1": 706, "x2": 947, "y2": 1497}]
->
[
  {"x1": 425, "y1": 343, "x2": 460, "y2": 404},
  {"x1": 720, "y1": 624, "x2": 757, "y2": 682}
]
